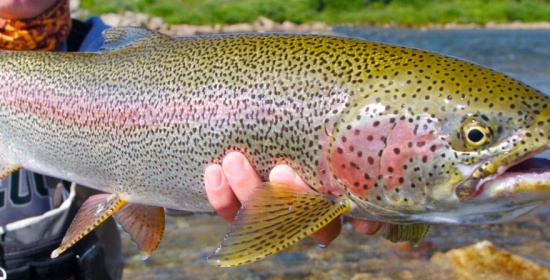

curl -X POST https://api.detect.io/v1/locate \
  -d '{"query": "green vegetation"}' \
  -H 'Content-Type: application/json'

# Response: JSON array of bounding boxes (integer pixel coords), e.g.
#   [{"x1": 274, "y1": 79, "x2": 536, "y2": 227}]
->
[{"x1": 80, "y1": 0, "x2": 550, "y2": 25}]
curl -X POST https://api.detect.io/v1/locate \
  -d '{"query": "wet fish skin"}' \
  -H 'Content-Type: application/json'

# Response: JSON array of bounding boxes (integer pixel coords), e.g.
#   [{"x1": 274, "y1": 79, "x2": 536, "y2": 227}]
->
[{"x1": 0, "y1": 27, "x2": 549, "y2": 266}]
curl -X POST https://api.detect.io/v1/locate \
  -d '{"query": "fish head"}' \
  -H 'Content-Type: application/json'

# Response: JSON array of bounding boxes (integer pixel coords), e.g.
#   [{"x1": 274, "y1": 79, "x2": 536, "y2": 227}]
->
[
  {"x1": 327, "y1": 51, "x2": 550, "y2": 225},
  {"x1": 426, "y1": 83, "x2": 550, "y2": 224}
]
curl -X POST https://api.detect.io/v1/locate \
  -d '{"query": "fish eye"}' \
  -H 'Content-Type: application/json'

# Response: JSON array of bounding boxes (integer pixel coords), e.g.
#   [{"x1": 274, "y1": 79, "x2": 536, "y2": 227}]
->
[
  {"x1": 466, "y1": 128, "x2": 485, "y2": 143},
  {"x1": 460, "y1": 115, "x2": 494, "y2": 149}
]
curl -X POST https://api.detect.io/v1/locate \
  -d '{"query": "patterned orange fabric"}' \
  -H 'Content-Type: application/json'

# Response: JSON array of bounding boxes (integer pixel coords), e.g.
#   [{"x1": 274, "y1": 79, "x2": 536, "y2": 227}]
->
[{"x1": 0, "y1": 0, "x2": 72, "y2": 51}]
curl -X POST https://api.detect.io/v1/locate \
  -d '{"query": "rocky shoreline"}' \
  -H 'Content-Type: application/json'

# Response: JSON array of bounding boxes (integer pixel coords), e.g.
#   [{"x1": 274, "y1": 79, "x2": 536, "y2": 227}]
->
[
  {"x1": 411, "y1": 21, "x2": 550, "y2": 30},
  {"x1": 74, "y1": 11, "x2": 550, "y2": 36},
  {"x1": 68, "y1": 0, "x2": 550, "y2": 35},
  {"x1": 97, "y1": 12, "x2": 333, "y2": 36}
]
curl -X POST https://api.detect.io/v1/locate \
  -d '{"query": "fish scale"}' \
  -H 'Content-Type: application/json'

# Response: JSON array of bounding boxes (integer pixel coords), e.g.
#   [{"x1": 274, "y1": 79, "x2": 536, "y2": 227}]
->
[{"x1": 1, "y1": 27, "x2": 550, "y2": 266}]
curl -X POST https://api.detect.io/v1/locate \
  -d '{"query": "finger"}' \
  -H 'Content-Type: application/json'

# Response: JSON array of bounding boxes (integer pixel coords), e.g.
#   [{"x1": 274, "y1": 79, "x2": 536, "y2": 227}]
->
[
  {"x1": 268, "y1": 164, "x2": 308, "y2": 188},
  {"x1": 268, "y1": 164, "x2": 342, "y2": 246},
  {"x1": 353, "y1": 219, "x2": 383, "y2": 235},
  {"x1": 204, "y1": 164, "x2": 241, "y2": 224},
  {"x1": 222, "y1": 151, "x2": 262, "y2": 203},
  {"x1": 310, "y1": 217, "x2": 342, "y2": 246}
]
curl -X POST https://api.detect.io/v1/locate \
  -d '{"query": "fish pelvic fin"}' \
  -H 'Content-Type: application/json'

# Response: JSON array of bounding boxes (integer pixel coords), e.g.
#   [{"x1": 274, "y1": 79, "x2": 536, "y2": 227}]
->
[
  {"x1": 113, "y1": 203, "x2": 165, "y2": 259},
  {"x1": 51, "y1": 193, "x2": 126, "y2": 258},
  {"x1": 207, "y1": 182, "x2": 351, "y2": 267},
  {"x1": 100, "y1": 26, "x2": 172, "y2": 52},
  {"x1": 380, "y1": 224, "x2": 430, "y2": 246},
  {"x1": 51, "y1": 193, "x2": 166, "y2": 260}
]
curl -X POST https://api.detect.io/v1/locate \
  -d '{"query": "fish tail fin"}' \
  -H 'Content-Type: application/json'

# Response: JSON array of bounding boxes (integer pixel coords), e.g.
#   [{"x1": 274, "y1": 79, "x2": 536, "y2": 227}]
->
[
  {"x1": 207, "y1": 182, "x2": 351, "y2": 267},
  {"x1": 51, "y1": 193, "x2": 165, "y2": 259},
  {"x1": 380, "y1": 223, "x2": 430, "y2": 246}
]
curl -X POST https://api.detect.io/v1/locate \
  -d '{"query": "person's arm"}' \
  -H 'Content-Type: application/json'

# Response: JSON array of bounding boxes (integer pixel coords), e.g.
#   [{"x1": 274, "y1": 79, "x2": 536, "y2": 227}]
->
[{"x1": 205, "y1": 151, "x2": 383, "y2": 246}]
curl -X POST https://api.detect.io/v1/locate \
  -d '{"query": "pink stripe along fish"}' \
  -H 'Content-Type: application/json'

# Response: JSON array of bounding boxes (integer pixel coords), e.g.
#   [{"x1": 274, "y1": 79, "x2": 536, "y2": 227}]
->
[{"x1": 1, "y1": 27, "x2": 549, "y2": 267}]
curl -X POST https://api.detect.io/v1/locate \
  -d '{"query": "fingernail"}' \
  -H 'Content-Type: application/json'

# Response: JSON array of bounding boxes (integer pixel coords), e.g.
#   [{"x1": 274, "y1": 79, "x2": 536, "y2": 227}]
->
[
  {"x1": 269, "y1": 164, "x2": 298, "y2": 183},
  {"x1": 318, "y1": 243, "x2": 328, "y2": 249},
  {"x1": 222, "y1": 155, "x2": 245, "y2": 179},
  {"x1": 205, "y1": 166, "x2": 223, "y2": 189}
]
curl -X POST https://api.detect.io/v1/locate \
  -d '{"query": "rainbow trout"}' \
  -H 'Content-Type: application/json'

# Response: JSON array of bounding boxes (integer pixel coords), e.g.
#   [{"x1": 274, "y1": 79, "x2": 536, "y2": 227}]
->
[{"x1": 1, "y1": 27, "x2": 549, "y2": 266}]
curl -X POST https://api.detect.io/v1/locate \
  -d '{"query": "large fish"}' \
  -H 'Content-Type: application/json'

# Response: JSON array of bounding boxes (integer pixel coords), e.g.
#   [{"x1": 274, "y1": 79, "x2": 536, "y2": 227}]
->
[{"x1": 1, "y1": 27, "x2": 549, "y2": 267}]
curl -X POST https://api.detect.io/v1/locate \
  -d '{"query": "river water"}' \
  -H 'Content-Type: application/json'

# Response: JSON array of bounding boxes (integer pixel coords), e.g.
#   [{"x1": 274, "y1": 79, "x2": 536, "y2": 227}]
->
[{"x1": 121, "y1": 27, "x2": 550, "y2": 279}]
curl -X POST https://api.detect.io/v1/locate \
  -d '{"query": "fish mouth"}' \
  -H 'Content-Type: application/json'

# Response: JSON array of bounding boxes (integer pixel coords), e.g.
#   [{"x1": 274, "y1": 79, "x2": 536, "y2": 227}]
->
[
  {"x1": 476, "y1": 155, "x2": 550, "y2": 200},
  {"x1": 452, "y1": 151, "x2": 550, "y2": 224},
  {"x1": 417, "y1": 150, "x2": 550, "y2": 225}
]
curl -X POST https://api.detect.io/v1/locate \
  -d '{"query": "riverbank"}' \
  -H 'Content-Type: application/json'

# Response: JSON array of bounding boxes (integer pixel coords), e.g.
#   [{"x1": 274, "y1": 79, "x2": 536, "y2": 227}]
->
[
  {"x1": 73, "y1": 0, "x2": 550, "y2": 35},
  {"x1": 98, "y1": 13, "x2": 333, "y2": 35},
  {"x1": 93, "y1": 11, "x2": 550, "y2": 36}
]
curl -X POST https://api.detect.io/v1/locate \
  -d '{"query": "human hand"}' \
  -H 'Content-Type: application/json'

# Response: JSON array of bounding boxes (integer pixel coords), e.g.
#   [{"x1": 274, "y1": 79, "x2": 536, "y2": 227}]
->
[{"x1": 204, "y1": 151, "x2": 384, "y2": 247}]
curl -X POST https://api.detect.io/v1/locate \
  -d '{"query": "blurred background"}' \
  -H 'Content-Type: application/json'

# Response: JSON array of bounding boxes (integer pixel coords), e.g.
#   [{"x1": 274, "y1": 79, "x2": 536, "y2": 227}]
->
[
  {"x1": 74, "y1": 0, "x2": 550, "y2": 26},
  {"x1": 71, "y1": 0, "x2": 550, "y2": 34}
]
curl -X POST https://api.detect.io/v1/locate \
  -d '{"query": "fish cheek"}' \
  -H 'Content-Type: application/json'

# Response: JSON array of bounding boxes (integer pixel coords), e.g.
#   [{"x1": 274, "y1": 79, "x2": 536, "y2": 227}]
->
[
  {"x1": 380, "y1": 117, "x2": 452, "y2": 207},
  {"x1": 328, "y1": 116, "x2": 395, "y2": 200},
  {"x1": 329, "y1": 111, "x2": 455, "y2": 212}
]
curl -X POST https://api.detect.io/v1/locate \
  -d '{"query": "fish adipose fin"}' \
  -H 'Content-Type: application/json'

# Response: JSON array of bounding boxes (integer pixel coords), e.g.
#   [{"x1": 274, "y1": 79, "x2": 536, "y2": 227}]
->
[
  {"x1": 207, "y1": 182, "x2": 351, "y2": 267},
  {"x1": 51, "y1": 193, "x2": 165, "y2": 259},
  {"x1": 100, "y1": 26, "x2": 172, "y2": 52},
  {"x1": 381, "y1": 224, "x2": 430, "y2": 245}
]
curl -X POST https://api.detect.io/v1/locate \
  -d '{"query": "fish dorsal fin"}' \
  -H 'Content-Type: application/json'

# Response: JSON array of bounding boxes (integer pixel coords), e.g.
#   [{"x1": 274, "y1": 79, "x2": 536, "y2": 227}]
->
[
  {"x1": 100, "y1": 26, "x2": 171, "y2": 52},
  {"x1": 207, "y1": 182, "x2": 351, "y2": 267}
]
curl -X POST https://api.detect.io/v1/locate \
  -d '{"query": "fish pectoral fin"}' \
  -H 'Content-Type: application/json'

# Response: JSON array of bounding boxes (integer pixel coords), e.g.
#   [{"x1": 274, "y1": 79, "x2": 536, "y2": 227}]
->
[
  {"x1": 51, "y1": 193, "x2": 126, "y2": 258},
  {"x1": 112, "y1": 203, "x2": 165, "y2": 259},
  {"x1": 380, "y1": 224, "x2": 430, "y2": 246},
  {"x1": 207, "y1": 182, "x2": 351, "y2": 267}
]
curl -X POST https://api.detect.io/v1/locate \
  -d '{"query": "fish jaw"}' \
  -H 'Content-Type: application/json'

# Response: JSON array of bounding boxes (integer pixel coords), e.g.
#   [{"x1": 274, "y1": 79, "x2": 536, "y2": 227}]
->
[
  {"x1": 409, "y1": 147, "x2": 550, "y2": 225},
  {"x1": 462, "y1": 154, "x2": 550, "y2": 223},
  {"x1": 483, "y1": 157, "x2": 550, "y2": 199}
]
